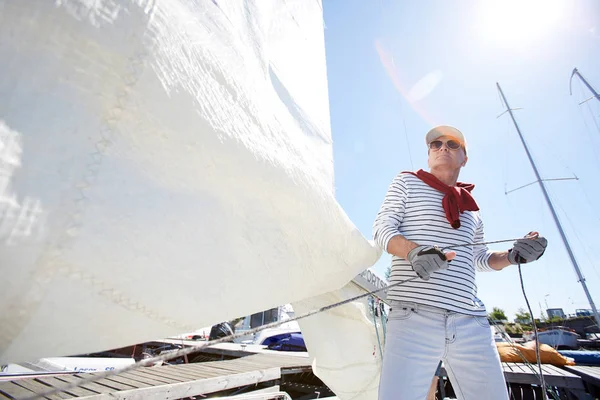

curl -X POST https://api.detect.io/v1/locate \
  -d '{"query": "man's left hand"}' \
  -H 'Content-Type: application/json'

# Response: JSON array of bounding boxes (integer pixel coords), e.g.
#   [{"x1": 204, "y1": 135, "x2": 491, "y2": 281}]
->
[{"x1": 508, "y1": 232, "x2": 547, "y2": 265}]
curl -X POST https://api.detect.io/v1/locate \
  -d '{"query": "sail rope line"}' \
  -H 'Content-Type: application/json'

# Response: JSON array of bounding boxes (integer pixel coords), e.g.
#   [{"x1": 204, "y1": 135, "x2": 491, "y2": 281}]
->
[
  {"x1": 371, "y1": 298, "x2": 384, "y2": 361},
  {"x1": 446, "y1": 239, "x2": 554, "y2": 398},
  {"x1": 517, "y1": 262, "x2": 550, "y2": 400},
  {"x1": 23, "y1": 237, "x2": 544, "y2": 400}
]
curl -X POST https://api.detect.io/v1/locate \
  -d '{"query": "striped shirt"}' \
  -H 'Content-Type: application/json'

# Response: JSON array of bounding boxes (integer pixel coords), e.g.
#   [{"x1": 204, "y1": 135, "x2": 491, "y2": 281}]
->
[{"x1": 373, "y1": 172, "x2": 495, "y2": 316}]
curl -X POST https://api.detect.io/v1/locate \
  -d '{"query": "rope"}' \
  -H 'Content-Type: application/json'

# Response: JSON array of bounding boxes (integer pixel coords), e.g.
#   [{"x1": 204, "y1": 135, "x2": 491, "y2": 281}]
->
[
  {"x1": 372, "y1": 298, "x2": 384, "y2": 361},
  {"x1": 441, "y1": 237, "x2": 521, "y2": 251},
  {"x1": 380, "y1": 302, "x2": 387, "y2": 342},
  {"x1": 517, "y1": 261, "x2": 550, "y2": 400}
]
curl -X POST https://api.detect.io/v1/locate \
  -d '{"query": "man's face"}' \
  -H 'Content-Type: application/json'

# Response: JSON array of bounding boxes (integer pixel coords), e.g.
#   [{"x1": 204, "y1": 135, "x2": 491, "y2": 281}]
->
[{"x1": 427, "y1": 135, "x2": 468, "y2": 170}]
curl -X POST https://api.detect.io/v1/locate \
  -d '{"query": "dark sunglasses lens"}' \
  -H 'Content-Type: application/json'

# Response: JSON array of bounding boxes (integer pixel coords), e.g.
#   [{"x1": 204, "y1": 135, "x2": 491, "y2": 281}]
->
[
  {"x1": 447, "y1": 140, "x2": 461, "y2": 150},
  {"x1": 429, "y1": 140, "x2": 443, "y2": 149}
]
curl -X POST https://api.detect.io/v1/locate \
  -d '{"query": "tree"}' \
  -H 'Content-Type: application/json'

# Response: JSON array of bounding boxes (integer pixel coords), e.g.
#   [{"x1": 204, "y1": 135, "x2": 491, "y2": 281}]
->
[
  {"x1": 489, "y1": 307, "x2": 507, "y2": 321},
  {"x1": 385, "y1": 265, "x2": 392, "y2": 281},
  {"x1": 514, "y1": 307, "x2": 532, "y2": 324}
]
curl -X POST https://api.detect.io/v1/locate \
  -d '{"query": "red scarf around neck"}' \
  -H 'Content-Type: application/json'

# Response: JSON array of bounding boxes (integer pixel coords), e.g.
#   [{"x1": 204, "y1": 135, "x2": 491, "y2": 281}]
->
[{"x1": 404, "y1": 169, "x2": 479, "y2": 229}]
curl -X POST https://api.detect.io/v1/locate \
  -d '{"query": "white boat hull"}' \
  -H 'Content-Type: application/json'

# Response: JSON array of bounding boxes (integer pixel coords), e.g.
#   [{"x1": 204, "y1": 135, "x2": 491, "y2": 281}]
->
[{"x1": 524, "y1": 329, "x2": 579, "y2": 349}]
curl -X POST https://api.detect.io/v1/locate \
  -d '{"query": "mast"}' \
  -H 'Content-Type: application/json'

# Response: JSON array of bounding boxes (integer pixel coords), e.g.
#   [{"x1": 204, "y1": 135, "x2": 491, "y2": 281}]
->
[
  {"x1": 496, "y1": 82, "x2": 600, "y2": 328},
  {"x1": 570, "y1": 68, "x2": 600, "y2": 105}
]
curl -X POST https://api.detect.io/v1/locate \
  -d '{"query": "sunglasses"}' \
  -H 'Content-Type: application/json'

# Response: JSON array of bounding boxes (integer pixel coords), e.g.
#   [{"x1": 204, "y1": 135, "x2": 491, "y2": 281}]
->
[{"x1": 428, "y1": 139, "x2": 462, "y2": 151}]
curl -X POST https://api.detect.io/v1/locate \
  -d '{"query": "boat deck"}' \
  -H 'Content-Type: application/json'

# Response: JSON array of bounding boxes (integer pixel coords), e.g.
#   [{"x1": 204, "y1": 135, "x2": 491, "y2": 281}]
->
[{"x1": 0, "y1": 353, "x2": 312, "y2": 400}]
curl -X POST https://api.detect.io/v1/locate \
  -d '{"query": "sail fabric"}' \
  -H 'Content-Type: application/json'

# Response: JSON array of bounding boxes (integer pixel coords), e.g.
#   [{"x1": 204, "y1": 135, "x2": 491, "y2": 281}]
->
[
  {"x1": 294, "y1": 283, "x2": 386, "y2": 400},
  {"x1": 0, "y1": 0, "x2": 381, "y2": 372}
]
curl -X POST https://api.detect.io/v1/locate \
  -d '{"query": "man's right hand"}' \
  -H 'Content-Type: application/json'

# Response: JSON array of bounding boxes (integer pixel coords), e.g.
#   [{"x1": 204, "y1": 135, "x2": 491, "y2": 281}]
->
[{"x1": 407, "y1": 246, "x2": 451, "y2": 280}]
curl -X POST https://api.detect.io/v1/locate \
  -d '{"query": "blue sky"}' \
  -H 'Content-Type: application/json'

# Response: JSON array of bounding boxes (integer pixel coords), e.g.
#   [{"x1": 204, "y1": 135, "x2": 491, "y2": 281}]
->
[{"x1": 323, "y1": 0, "x2": 600, "y2": 321}]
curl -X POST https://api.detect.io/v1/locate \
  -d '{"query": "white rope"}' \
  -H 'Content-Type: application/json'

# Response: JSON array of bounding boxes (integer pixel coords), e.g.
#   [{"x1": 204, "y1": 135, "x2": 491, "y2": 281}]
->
[{"x1": 441, "y1": 237, "x2": 521, "y2": 250}]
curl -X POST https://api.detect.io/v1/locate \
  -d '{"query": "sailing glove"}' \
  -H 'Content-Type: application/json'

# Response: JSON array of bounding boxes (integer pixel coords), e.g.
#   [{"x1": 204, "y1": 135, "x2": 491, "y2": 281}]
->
[
  {"x1": 407, "y1": 245, "x2": 449, "y2": 280},
  {"x1": 508, "y1": 233, "x2": 548, "y2": 264}
]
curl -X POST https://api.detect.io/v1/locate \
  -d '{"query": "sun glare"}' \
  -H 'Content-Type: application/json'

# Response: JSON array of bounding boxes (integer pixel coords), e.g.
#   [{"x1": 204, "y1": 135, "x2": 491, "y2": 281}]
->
[{"x1": 478, "y1": 0, "x2": 563, "y2": 49}]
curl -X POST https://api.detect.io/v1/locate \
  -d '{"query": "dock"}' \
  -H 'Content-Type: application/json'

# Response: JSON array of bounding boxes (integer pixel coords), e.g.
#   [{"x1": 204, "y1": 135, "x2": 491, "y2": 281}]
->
[
  {"x1": 0, "y1": 352, "x2": 312, "y2": 400},
  {"x1": 564, "y1": 365, "x2": 600, "y2": 397},
  {"x1": 2, "y1": 341, "x2": 597, "y2": 400},
  {"x1": 438, "y1": 362, "x2": 592, "y2": 399}
]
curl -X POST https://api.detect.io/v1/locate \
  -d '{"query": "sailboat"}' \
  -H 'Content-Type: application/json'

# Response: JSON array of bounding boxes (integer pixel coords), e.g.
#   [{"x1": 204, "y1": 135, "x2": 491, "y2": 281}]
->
[
  {"x1": 0, "y1": 1, "x2": 387, "y2": 399},
  {"x1": 496, "y1": 82, "x2": 600, "y2": 343}
]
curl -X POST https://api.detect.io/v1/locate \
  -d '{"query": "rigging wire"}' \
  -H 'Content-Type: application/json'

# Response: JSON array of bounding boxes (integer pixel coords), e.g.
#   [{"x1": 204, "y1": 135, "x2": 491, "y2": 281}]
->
[
  {"x1": 486, "y1": 320, "x2": 559, "y2": 400},
  {"x1": 584, "y1": 95, "x2": 600, "y2": 136},
  {"x1": 575, "y1": 80, "x2": 600, "y2": 170},
  {"x1": 517, "y1": 262, "x2": 550, "y2": 400}
]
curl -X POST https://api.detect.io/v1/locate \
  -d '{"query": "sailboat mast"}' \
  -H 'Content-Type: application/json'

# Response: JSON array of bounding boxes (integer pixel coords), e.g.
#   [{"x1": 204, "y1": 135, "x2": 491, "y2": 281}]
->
[
  {"x1": 496, "y1": 82, "x2": 600, "y2": 328},
  {"x1": 570, "y1": 68, "x2": 600, "y2": 105}
]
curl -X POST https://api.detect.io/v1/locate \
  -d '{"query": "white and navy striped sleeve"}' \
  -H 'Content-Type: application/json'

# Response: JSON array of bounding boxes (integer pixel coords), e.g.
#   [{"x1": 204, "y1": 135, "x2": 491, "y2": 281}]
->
[
  {"x1": 473, "y1": 215, "x2": 494, "y2": 272},
  {"x1": 372, "y1": 173, "x2": 408, "y2": 253}
]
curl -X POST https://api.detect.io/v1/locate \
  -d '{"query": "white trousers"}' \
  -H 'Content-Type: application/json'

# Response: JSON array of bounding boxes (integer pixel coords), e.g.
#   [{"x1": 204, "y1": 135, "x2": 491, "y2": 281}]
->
[{"x1": 378, "y1": 301, "x2": 509, "y2": 400}]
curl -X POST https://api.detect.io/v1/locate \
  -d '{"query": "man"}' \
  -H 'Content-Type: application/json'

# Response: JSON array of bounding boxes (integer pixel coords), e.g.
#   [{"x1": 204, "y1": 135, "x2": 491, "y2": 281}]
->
[{"x1": 373, "y1": 125, "x2": 547, "y2": 400}]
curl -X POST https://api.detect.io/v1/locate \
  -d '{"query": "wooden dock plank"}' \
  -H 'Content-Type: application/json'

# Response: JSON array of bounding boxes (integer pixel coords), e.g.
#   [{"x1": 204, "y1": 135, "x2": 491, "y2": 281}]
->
[
  {"x1": 77, "y1": 367, "x2": 281, "y2": 400},
  {"x1": 175, "y1": 364, "x2": 235, "y2": 378},
  {"x1": 504, "y1": 365, "x2": 584, "y2": 389},
  {"x1": 439, "y1": 363, "x2": 585, "y2": 390},
  {"x1": 0, "y1": 381, "x2": 38, "y2": 399},
  {"x1": 123, "y1": 369, "x2": 181, "y2": 385},
  {"x1": 46, "y1": 376, "x2": 114, "y2": 395},
  {"x1": 119, "y1": 370, "x2": 174, "y2": 385},
  {"x1": 128, "y1": 368, "x2": 189, "y2": 383},
  {"x1": 108, "y1": 372, "x2": 171, "y2": 387},
  {"x1": 100, "y1": 375, "x2": 148, "y2": 389},
  {"x1": 46, "y1": 376, "x2": 112, "y2": 396},
  {"x1": 501, "y1": 363, "x2": 516, "y2": 373},
  {"x1": 79, "y1": 374, "x2": 136, "y2": 391},
  {"x1": 142, "y1": 366, "x2": 204, "y2": 381},
  {"x1": 0, "y1": 351, "x2": 300, "y2": 400},
  {"x1": 565, "y1": 366, "x2": 600, "y2": 387},
  {"x1": 136, "y1": 368, "x2": 196, "y2": 383},
  {"x1": 167, "y1": 365, "x2": 224, "y2": 379},
  {"x1": 32, "y1": 377, "x2": 98, "y2": 398},
  {"x1": 12, "y1": 378, "x2": 74, "y2": 400}
]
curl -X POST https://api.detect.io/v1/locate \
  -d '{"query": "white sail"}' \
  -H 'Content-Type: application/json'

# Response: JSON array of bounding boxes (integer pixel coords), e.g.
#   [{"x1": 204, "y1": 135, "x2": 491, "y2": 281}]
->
[
  {"x1": 294, "y1": 278, "x2": 387, "y2": 400},
  {"x1": 0, "y1": 0, "x2": 380, "y2": 371}
]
